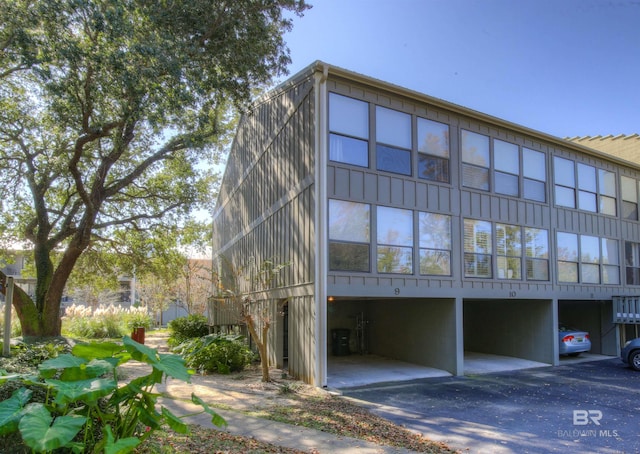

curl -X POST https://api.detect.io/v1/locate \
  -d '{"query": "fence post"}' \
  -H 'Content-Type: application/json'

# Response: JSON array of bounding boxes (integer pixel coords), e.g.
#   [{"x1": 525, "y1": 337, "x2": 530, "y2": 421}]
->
[{"x1": 3, "y1": 277, "x2": 14, "y2": 357}]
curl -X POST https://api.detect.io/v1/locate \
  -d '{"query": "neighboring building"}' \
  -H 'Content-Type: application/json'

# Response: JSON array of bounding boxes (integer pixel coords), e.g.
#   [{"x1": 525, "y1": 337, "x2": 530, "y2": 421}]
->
[
  {"x1": 211, "y1": 61, "x2": 640, "y2": 387},
  {"x1": 567, "y1": 134, "x2": 640, "y2": 164}
]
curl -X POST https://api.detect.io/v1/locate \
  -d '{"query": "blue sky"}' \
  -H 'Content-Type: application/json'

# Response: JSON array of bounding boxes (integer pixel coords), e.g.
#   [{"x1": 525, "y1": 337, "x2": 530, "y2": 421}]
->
[{"x1": 281, "y1": 0, "x2": 640, "y2": 139}]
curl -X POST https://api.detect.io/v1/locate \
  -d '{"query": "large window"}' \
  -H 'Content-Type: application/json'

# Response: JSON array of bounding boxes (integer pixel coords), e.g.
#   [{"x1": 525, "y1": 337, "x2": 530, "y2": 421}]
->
[
  {"x1": 621, "y1": 176, "x2": 639, "y2": 220},
  {"x1": 328, "y1": 200, "x2": 370, "y2": 271},
  {"x1": 557, "y1": 232, "x2": 619, "y2": 284},
  {"x1": 461, "y1": 130, "x2": 490, "y2": 191},
  {"x1": 494, "y1": 141, "x2": 519, "y2": 197},
  {"x1": 525, "y1": 228, "x2": 549, "y2": 280},
  {"x1": 417, "y1": 118, "x2": 450, "y2": 183},
  {"x1": 554, "y1": 157, "x2": 617, "y2": 215},
  {"x1": 376, "y1": 106, "x2": 411, "y2": 175},
  {"x1": 625, "y1": 241, "x2": 640, "y2": 285},
  {"x1": 523, "y1": 148, "x2": 547, "y2": 202},
  {"x1": 496, "y1": 223, "x2": 521, "y2": 279},
  {"x1": 377, "y1": 206, "x2": 413, "y2": 274},
  {"x1": 464, "y1": 219, "x2": 492, "y2": 278},
  {"x1": 419, "y1": 212, "x2": 451, "y2": 275},
  {"x1": 329, "y1": 93, "x2": 369, "y2": 167}
]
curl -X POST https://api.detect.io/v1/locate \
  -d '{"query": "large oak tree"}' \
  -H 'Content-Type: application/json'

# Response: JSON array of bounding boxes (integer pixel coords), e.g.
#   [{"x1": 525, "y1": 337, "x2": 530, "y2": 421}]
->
[{"x1": 0, "y1": 0, "x2": 309, "y2": 337}]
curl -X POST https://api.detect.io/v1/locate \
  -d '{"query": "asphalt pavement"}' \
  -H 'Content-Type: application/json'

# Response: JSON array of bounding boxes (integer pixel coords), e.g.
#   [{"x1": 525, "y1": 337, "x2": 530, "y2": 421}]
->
[{"x1": 341, "y1": 358, "x2": 640, "y2": 454}]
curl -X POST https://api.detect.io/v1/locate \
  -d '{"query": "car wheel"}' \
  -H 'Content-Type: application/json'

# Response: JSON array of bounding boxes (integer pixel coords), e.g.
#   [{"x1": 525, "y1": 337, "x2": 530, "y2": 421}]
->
[{"x1": 630, "y1": 350, "x2": 640, "y2": 371}]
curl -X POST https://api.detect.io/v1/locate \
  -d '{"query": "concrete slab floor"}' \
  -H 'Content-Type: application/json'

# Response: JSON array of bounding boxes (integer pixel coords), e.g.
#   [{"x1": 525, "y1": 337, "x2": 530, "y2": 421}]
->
[{"x1": 328, "y1": 352, "x2": 616, "y2": 389}]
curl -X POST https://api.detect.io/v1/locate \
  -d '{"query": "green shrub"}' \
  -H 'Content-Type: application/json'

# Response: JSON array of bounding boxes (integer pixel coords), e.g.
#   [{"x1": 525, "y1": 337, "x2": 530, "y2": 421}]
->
[
  {"x1": 173, "y1": 334, "x2": 255, "y2": 374},
  {"x1": 0, "y1": 337, "x2": 225, "y2": 453},
  {"x1": 167, "y1": 314, "x2": 210, "y2": 347},
  {"x1": 62, "y1": 304, "x2": 128, "y2": 339}
]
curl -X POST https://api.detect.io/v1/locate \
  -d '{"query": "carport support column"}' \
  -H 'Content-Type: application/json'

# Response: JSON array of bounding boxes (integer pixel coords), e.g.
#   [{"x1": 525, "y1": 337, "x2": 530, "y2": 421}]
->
[
  {"x1": 455, "y1": 296, "x2": 464, "y2": 376},
  {"x1": 552, "y1": 298, "x2": 559, "y2": 366}
]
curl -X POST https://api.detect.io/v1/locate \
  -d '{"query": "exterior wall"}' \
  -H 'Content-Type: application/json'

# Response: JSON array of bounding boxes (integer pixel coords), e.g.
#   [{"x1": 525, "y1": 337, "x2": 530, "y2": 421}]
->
[
  {"x1": 211, "y1": 74, "x2": 318, "y2": 383},
  {"x1": 325, "y1": 74, "x2": 639, "y2": 303}
]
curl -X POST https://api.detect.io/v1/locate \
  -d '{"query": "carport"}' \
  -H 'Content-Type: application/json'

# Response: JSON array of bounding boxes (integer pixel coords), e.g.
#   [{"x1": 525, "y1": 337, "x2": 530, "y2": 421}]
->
[
  {"x1": 463, "y1": 299, "x2": 555, "y2": 368},
  {"x1": 558, "y1": 299, "x2": 618, "y2": 356},
  {"x1": 326, "y1": 297, "x2": 458, "y2": 385}
]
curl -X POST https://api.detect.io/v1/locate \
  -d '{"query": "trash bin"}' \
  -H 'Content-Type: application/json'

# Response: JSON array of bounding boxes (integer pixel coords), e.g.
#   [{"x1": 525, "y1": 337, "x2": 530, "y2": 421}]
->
[{"x1": 331, "y1": 328, "x2": 350, "y2": 356}]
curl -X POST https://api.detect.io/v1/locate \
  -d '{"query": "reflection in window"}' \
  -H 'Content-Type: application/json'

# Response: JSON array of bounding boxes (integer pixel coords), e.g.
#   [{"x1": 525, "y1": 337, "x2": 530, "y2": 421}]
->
[
  {"x1": 496, "y1": 223, "x2": 521, "y2": 279},
  {"x1": 578, "y1": 164, "x2": 597, "y2": 212},
  {"x1": 376, "y1": 106, "x2": 411, "y2": 175},
  {"x1": 557, "y1": 231, "x2": 619, "y2": 284},
  {"x1": 525, "y1": 228, "x2": 549, "y2": 280},
  {"x1": 329, "y1": 93, "x2": 369, "y2": 168},
  {"x1": 621, "y1": 176, "x2": 639, "y2": 220},
  {"x1": 462, "y1": 130, "x2": 490, "y2": 191},
  {"x1": 625, "y1": 242, "x2": 640, "y2": 285},
  {"x1": 599, "y1": 169, "x2": 616, "y2": 216},
  {"x1": 419, "y1": 212, "x2": 451, "y2": 275},
  {"x1": 554, "y1": 157, "x2": 576, "y2": 208},
  {"x1": 417, "y1": 118, "x2": 450, "y2": 183},
  {"x1": 328, "y1": 199, "x2": 370, "y2": 271},
  {"x1": 464, "y1": 219, "x2": 492, "y2": 278},
  {"x1": 494, "y1": 140, "x2": 519, "y2": 197},
  {"x1": 523, "y1": 148, "x2": 546, "y2": 202},
  {"x1": 557, "y1": 232, "x2": 578, "y2": 282},
  {"x1": 377, "y1": 206, "x2": 413, "y2": 274}
]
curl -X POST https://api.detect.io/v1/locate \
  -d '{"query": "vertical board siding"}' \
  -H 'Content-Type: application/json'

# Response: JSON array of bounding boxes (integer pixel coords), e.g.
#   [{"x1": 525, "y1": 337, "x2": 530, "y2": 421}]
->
[{"x1": 211, "y1": 75, "x2": 318, "y2": 384}]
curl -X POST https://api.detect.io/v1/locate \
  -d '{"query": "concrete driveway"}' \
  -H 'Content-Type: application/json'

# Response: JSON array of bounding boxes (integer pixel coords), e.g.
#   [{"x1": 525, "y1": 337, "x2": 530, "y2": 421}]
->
[{"x1": 341, "y1": 358, "x2": 640, "y2": 454}]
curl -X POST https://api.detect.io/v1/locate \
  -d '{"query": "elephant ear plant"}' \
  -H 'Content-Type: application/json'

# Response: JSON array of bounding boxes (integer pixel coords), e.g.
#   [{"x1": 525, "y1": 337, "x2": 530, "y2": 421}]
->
[{"x1": 0, "y1": 336, "x2": 225, "y2": 453}]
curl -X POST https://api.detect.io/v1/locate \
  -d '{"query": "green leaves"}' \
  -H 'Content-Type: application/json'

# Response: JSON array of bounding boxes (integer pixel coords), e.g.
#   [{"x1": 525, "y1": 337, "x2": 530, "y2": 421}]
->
[
  {"x1": 0, "y1": 337, "x2": 225, "y2": 453},
  {"x1": 19, "y1": 403, "x2": 86, "y2": 452}
]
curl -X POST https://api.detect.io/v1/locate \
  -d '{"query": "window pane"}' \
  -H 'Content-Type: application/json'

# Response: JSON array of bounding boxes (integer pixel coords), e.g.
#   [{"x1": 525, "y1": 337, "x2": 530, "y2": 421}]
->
[
  {"x1": 523, "y1": 148, "x2": 546, "y2": 181},
  {"x1": 554, "y1": 157, "x2": 575, "y2": 187},
  {"x1": 526, "y1": 228, "x2": 548, "y2": 259},
  {"x1": 599, "y1": 169, "x2": 616, "y2": 197},
  {"x1": 558, "y1": 261, "x2": 578, "y2": 282},
  {"x1": 600, "y1": 196, "x2": 616, "y2": 216},
  {"x1": 578, "y1": 190, "x2": 597, "y2": 212},
  {"x1": 329, "y1": 242, "x2": 370, "y2": 272},
  {"x1": 555, "y1": 185, "x2": 576, "y2": 208},
  {"x1": 627, "y1": 266, "x2": 640, "y2": 286},
  {"x1": 602, "y1": 238, "x2": 619, "y2": 265},
  {"x1": 527, "y1": 258, "x2": 549, "y2": 280},
  {"x1": 625, "y1": 242, "x2": 639, "y2": 267},
  {"x1": 464, "y1": 219, "x2": 492, "y2": 254},
  {"x1": 417, "y1": 118, "x2": 449, "y2": 158},
  {"x1": 420, "y1": 250, "x2": 451, "y2": 275},
  {"x1": 418, "y1": 154, "x2": 449, "y2": 182},
  {"x1": 461, "y1": 130, "x2": 490, "y2": 167},
  {"x1": 495, "y1": 172, "x2": 519, "y2": 196},
  {"x1": 419, "y1": 212, "x2": 451, "y2": 249},
  {"x1": 577, "y1": 163, "x2": 596, "y2": 191},
  {"x1": 377, "y1": 246, "x2": 413, "y2": 274},
  {"x1": 524, "y1": 178, "x2": 546, "y2": 202},
  {"x1": 464, "y1": 253, "x2": 492, "y2": 278},
  {"x1": 377, "y1": 206, "x2": 413, "y2": 246},
  {"x1": 329, "y1": 200, "x2": 370, "y2": 242},
  {"x1": 557, "y1": 232, "x2": 578, "y2": 261},
  {"x1": 581, "y1": 235, "x2": 600, "y2": 263},
  {"x1": 581, "y1": 263, "x2": 600, "y2": 284},
  {"x1": 329, "y1": 93, "x2": 368, "y2": 138},
  {"x1": 377, "y1": 145, "x2": 411, "y2": 175},
  {"x1": 463, "y1": 164, "x2": 490, "y2": 191},
  {"x1": 494, "y1": 140, "x2": 519, "y2": 174},
  {"x1": 330, "y1": 134, "x2": 369, "y2": 167},
  {"x1": 376, "y1": 106, "x2": 411, "y2": 149},
  {"x1": 621, "y1": 176, "x2": 637, "y2": 202},
  {"x1": 603, "y1": 265, "x2": 620, "y2": 284},
  {"x1": 622, "y1": 201, "x2": 639, "y2": 220},
  {"x1": 496, "y1": 223, "x2": 521, "y2": 256},
  {"x1": 497, "y1": 256, "x2": 521, "y2": 279}
]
